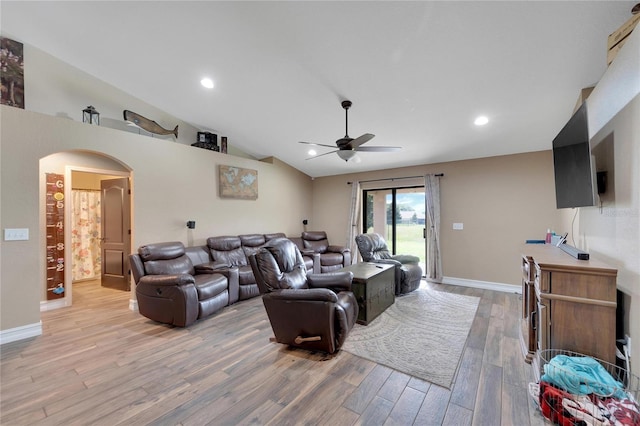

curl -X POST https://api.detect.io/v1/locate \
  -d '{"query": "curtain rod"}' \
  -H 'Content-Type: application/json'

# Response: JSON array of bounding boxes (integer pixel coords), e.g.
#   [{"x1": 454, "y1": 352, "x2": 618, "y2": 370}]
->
[{"x1": 347, "y1": 173, "x2": 443, "y2": 184}]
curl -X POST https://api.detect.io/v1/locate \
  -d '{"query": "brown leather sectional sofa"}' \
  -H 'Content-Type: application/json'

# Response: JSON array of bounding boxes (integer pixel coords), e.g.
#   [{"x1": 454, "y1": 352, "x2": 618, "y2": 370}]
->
[{"x1": 130, "y1": 231, "x2": 350, "y2": 327}]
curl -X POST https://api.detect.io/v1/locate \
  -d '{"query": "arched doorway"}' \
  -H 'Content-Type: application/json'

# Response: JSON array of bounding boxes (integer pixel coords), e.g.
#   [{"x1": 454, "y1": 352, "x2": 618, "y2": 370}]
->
[{"x1": 40, "y1": 150, "x2": 132, "y2": 310}]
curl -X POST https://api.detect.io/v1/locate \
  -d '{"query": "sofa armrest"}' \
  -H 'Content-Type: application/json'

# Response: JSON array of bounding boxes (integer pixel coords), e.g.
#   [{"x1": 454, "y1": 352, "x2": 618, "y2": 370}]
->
[
  {"x1": 138, "y1": 274, "x2": 195, "y2": 287},
  {"x1": 391, "y1": 254, "x2": 421, "y2": 264},
  {"x1": 369, "y1": 258, "x2": 402, "y2": 267},
  {"x1": 307, "y1": 271, "x2": 353, "y2": 292},
  {"x1": 327, "y1": 245, "x2": 349, "y2": 254},
  {"x1": 194, "y1": 261, "x2": 229, "y2": 273},
  {"x1": 265, "y1": 288, "x2": 338, "y2": 303}
]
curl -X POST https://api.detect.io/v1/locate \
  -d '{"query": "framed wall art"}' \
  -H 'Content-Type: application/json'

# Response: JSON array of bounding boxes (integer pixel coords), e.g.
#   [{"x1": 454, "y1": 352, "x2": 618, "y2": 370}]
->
[
  {"x1": 1, "y1": 37, "x2": 25, "y2": 109},
  {"x1": 219, "y1": 165, "x2": 258, "y2": 200}
]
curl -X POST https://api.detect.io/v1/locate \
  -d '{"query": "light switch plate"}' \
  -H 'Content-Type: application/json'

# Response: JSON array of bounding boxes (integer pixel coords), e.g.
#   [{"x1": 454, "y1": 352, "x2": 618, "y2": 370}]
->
[
  {"x1": 453, "y1": 223, "x2": 464, "y2": 230},
  {"x1": 4, "y1": 228, "x2": 29, "y2": 241}
]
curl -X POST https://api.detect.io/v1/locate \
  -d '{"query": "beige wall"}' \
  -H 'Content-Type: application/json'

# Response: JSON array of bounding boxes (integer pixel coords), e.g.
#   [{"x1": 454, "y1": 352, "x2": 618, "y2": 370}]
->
[
  {"x1": 311, "y1": 150, "x2": 561, "y2": 286},
  {"x1": 21, "y1": 41, "x2": 252, "y2": 159},
  {"x1": 0, "y1": 106, "x2": 312, "y2": 332}
]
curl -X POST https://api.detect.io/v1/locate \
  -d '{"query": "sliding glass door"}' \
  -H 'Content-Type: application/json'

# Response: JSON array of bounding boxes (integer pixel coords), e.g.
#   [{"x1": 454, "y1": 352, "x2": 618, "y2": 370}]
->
[{"x1": 363, "y1": 186, "x2": 425, "y2": 274}]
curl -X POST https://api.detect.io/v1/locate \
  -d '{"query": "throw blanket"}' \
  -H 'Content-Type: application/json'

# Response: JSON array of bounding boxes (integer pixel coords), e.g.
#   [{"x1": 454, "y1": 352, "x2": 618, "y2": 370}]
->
[{"x1": 542, "y1": 355, "x2": 626, "y2": 399}]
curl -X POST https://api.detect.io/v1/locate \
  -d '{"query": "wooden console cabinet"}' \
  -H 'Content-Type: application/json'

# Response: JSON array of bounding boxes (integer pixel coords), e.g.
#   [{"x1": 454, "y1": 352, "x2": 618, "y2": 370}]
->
[{"x1": 519, "y1": 245, "x2": 617, "y2": 376}]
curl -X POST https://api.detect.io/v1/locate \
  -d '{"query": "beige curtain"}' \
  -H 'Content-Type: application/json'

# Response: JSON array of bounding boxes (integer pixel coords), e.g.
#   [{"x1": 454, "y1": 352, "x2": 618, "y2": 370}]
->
[
  {"x1": 425, "y1": 174, "x2": 442, "y2": 281},
  {"x1": 346, "y1": 180, "x2": 361, "y2": 264}
]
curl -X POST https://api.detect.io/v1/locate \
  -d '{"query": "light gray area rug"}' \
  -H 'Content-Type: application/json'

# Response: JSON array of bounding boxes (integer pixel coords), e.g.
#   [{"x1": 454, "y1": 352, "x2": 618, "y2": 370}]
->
[{"x1": 342, "y1": 286, "x2": 480, "y2": 389}]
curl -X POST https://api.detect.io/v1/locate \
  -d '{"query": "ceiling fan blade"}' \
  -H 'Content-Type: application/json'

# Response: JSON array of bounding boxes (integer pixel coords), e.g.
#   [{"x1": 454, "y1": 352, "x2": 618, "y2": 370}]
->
[
  {"x1": 299, "y1": 141, "x2": 337, "y2": 149},
  {"x1": 306, "y1": 149, "x2": 339, "y2": 160},
  {"x1": 348, "y1": 133, "x2": 375, "y2": 149},
  {"x1": 355, "y1": 146, "x2": 402, "y2": 152}
]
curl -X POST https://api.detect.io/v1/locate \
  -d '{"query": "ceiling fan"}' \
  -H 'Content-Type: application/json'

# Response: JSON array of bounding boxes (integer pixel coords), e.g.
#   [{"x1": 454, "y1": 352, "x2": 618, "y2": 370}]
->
[{"x1": 299, "y1": 100, "x2": 401, "y2": 162}]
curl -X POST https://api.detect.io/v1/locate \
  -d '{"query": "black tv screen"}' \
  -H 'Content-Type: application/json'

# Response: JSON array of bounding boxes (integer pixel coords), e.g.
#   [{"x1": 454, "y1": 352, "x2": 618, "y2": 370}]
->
[{"x1": 552, "y1": 102, "x2": 597, "y2": 209}]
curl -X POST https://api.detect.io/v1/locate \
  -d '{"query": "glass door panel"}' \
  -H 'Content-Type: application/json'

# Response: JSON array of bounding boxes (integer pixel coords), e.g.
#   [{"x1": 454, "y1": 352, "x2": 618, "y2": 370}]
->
[{"x1": 363, "y1": 186, "x2": 425, "y2": 275}]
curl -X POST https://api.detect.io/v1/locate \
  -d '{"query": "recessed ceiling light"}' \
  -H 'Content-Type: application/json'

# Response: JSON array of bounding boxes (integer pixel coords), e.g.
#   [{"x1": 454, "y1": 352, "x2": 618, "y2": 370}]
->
[
  {"x1": 474, "y1": 115, "x2": 489, "y2": 126},
  {"x1": 308, "y1": 149, "x2": 317, "y2": 156},
  {"x1": 200, "y1": 78, "x2": 214, "y2": 89}
]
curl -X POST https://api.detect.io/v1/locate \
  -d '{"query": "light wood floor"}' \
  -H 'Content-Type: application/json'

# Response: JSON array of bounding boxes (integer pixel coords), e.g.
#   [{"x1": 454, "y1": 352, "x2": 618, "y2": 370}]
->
[{"x1": 1, "y1": 280, "x2": 548, "y2": 425}]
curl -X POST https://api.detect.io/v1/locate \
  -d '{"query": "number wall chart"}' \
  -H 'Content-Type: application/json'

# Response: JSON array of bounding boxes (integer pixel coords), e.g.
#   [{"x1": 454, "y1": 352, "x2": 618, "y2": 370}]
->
[{"x1": 45, "y1": 173, "x2": 65, "y2": 299}]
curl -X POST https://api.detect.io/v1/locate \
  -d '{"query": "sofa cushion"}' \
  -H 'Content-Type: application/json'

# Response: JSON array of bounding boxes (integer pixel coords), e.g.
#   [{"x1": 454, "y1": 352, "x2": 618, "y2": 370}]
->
[
  {"x1": 207, "y1": 236, "x2": 247, "y2": 267},
  {"x1": 264, "y1": 232, "x2": 286, "y2": 241},
  {"x1": 194, "y1": 273, "x2": 228, "y2": 300},
  {"x1": 240, "y1": 233, "x2": 266, "y2": 258},
  {"x1": 319, "y1": 252, "x2": 344, "y2": 266},
  {"x1": 301, "y1": 231, "x2": 329, "y2": 254},
  {"x1": 143, "y1": 254, "x2": 194, "y2": 276},
  {"x1": 198, "y1": 292, "x2": 229, "y2": 318},
  {"x1": 355, "y1": 233, "x2": 392, "y2": 261},
  {"x1": 139, "y1": 241, "x2": 186, "y2": 261},
  {"x1": 185, "y1": 246, "x2": 211, "y2": 266},
  {"x1": 238, "y1": 265, "x2": 255, "y2": 285}
]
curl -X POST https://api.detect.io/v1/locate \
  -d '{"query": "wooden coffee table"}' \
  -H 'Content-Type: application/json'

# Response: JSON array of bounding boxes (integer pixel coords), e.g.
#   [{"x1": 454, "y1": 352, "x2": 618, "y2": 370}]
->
[{"x1": 340, "y1": 262, "x2": 395, "y2": 325}]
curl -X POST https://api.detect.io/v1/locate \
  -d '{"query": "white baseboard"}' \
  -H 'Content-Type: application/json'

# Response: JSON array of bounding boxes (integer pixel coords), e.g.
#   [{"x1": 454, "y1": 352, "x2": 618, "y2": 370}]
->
[
  {"x1": 440, "y1": 276, "x2": 521, "y2": 294},
  {"x1": 0, "y1": 321, "x2": 42, "y2": 345},
  {"x1": 40, "y1": 298, "x2": 69, "y2": 311}
]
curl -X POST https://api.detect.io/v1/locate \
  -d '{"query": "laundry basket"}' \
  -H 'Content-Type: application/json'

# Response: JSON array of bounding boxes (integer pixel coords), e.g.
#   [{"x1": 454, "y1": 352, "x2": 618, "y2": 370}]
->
[{"x1": 534, "y1": 349, "x2": 640, "y2": 425}]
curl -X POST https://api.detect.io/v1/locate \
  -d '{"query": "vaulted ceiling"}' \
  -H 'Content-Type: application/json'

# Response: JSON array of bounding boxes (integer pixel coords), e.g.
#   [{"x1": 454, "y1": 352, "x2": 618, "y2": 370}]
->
[{"x1": 2, "y1": 1, "x2": 636, "y2": 177}]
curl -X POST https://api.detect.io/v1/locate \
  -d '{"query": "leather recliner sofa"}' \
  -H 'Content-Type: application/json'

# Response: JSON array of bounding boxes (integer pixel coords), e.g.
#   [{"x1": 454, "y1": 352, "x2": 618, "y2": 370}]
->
[
  {"x1": 206, "y1": 234, "x2": 320, "y2": 302},
  {"x1": 130, "y1": 241, "x2": 238, "y2": 326},
  {"x1": 130, "y1": 232, "x2": 337, "y2": 327}
]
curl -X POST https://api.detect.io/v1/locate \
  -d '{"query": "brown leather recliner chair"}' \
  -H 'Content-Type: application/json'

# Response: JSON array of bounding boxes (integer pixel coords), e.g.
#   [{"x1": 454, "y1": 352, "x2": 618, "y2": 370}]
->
[
  {"x1": 355, "y1": 233, "x2": 422, "y2": 295},
  {"x1": 301, "y1": 231, "x2": 351, "y2": 272},
  {"x1": 130, "y1": 241, "x2": 237, "y2": 327},
  {"x1": 249, "y1": 238, "x2": 358, "y2": 354}
]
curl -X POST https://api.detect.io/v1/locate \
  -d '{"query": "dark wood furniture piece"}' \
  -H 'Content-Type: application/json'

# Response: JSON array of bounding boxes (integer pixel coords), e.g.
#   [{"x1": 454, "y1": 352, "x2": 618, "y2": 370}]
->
[
  {"x1": 519, "y1": 244, "x2": 617, "y2": 379},
  {"x1": 340, "y1": 262, "x2": 395, "y2": 325}
]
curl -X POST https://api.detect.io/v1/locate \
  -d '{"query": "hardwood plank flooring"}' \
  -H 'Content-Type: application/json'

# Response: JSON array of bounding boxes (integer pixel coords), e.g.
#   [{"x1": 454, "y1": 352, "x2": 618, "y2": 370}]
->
[{"x1": 1, "y1": 280, "x2": 548, "y2": 425}]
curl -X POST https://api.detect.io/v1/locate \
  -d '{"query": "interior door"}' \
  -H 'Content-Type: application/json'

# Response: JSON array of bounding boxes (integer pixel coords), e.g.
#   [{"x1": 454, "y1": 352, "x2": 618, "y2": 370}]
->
[{"x1": 100, "y1": 178, "x2": 131, "y2": 291}]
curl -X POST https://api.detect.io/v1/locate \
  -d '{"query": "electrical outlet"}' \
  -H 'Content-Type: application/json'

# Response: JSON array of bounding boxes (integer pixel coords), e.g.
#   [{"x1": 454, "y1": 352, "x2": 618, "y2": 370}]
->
[{"x1": 453, "y1": 223, "x2": 464, "y2": 230}]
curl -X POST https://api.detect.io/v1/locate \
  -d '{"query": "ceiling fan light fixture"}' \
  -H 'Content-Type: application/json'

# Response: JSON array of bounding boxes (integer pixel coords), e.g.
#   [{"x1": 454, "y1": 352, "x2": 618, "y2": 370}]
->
[{"x1": 337, "y1": 150, "x2": 357, "y2": 162}]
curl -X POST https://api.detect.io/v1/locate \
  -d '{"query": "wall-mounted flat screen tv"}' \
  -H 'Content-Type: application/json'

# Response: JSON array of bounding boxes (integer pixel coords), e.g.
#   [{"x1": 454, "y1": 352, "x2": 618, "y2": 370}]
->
[{"x1": 552, "y1": 102, "x2": 597, "y2": 209}]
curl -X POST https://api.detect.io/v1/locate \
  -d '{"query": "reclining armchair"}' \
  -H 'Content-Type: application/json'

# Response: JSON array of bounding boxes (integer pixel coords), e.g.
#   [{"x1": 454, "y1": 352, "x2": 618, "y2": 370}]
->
[
  {"x1": 355, "y1": 233, "x2": 422, "y2": 295},
  {"x1": 301, "y1": 231, "x2": 351, "y2": 272},
  {"x1": 130, "y1": 241, "x2": 237, "y2": 327},
  {"x1": 248, "y1": 237, "x2": 358, "y2": 354}
]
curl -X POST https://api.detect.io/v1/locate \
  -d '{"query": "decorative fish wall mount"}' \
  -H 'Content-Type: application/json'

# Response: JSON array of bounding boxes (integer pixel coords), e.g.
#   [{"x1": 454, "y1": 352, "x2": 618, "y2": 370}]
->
[{"x1": 123, "y1": 110, "x2": 178, "y2": 138}]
